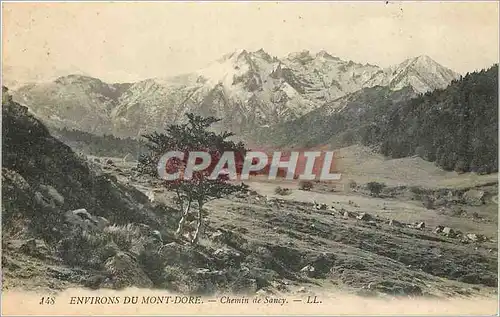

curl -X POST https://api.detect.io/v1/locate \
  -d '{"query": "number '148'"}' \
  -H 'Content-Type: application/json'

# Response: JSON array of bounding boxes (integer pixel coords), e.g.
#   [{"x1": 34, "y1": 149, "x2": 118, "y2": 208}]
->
[{"x1": 39, "y1": 297, "x2": 55, "y2": 305}]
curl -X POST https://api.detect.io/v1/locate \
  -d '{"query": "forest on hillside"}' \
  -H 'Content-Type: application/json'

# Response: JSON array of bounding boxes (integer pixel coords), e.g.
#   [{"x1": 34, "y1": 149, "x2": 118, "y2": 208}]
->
[
  {"x1": 378, "y1": 64, "x2": 498, "y2": 174},
  {"x1": 50, "y1": 127, "x2": 146, "y2": 159}
]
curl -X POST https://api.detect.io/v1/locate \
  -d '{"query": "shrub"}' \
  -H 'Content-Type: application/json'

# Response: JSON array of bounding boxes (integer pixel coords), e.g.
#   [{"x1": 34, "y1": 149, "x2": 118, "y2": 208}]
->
[
  {"x1": 103, "y1": 224, "x2": 142, "y2": 251},
  {"x1": 138, "y1": 249, "x2": 167, "y2": 286},
  {"x1": 366, "y1": 181, "x2": 386, "y2": 197},
  {"x1": 103, "y1": 223, "x2": 157, "y2": 257},
  {"x1": 57, "y1": 229, "x2": 112, "y2": 269},
  {"x1": 348, "y1": 180, "x2": 357, "y2": 189},
  {"x1": 422, "y1": 196, "x2": 435, "y2": 209},
  {"x1": 298, "y1": 180, "x2": 313, "y2": 191},
  {"x1": 274, "y1": 186, "x2": 292, "y2": 195}
]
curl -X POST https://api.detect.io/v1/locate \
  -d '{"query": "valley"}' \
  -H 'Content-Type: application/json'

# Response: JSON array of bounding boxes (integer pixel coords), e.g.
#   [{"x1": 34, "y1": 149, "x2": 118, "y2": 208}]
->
[{"x1": 3, "y1": 145, "x2": 498, "y2": 300}]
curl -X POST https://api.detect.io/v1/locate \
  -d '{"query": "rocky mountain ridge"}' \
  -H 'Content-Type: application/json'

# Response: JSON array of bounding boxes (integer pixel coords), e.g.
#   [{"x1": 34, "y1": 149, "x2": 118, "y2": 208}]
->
[{"x1": 10, "y1": 49, "x2": 459, "y2": 137}]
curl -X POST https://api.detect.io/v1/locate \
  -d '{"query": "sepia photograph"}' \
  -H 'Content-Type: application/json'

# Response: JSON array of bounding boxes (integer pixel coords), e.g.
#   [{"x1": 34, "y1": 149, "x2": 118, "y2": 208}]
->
[{"x1": 1, "y1": 1, "x2": 499, "y2": 315}]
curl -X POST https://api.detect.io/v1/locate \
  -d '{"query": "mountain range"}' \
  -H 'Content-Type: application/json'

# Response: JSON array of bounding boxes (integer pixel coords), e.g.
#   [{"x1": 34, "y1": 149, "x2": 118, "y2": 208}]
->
[
  {"x1": 9, "y1": 49, "x2": 459, "y2": 138},
  {"x1": 255, "y1": 64, "x2": 498, "y2": 174}
]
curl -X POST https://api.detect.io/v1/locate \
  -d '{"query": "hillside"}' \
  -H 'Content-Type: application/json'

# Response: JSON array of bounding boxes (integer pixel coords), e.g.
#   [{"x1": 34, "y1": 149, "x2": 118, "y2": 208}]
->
[
  {"x1": 252, "y1": 64, "x2": 498, "y2": 175},
  {"x1": 49, "y1": 127, "x2": 146, "y2": 159},
  {"x1": 1, "y1": 86, "x2": 160, "y2": 240},
  {"x1": 378, "y1": 65, "x2": 498, "y2": 174},
  {"x1": 250, "y1": 85, "x2": 417, "y2": 148},
  {"x1": 12, "y1": 75, "x2": 132, "y2": 135},
  {"x1": 11, "y1": 50, "x2": 459, "y2": 138}
]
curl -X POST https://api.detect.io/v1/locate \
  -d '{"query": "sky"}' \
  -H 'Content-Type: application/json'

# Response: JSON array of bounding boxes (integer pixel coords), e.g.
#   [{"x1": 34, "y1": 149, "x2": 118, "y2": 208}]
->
[{"x1": 2, "y1": 1, "x2": 499, "y2": 83}]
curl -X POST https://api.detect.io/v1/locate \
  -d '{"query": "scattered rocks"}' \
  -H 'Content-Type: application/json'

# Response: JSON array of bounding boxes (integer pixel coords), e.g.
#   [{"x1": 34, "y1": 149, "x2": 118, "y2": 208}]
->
[
  {"x1": 465, "y1": 233, "x2": 485, "y2": 242},
  {"x1": 189, "y1": 268, "x2": 228, "y2": 294},
  {"x1": 71, "y1": 208, "x2": 93, "y2": 220},
  {"x1": 64, "y1": 208, "x2": 101, "y2": 231},
  {"x1": 38, "y1": 184, "x2": 65, "y2": 206},
  {"x1": 388, "y1": 219, "x2": 403, "y2": 227},
  {"x1": 313, "y1": 201, "x2": 328, "y2": 210},
  {"x1": 211, "y1": 228, "x2": 247, "y2": 249},
  {"x1": 356, "y1": 212, "x2": 372, "y2": 221},
  {"x1": 158, "y1": 242, "x2": 212, "y2": 269},
  {"x1": 442, "y1": 227, "x2": 455, "y2": 237},
  {"x1": 463, "y1": 189, "x2": 485, "y2": 206},
  {"x1": 415, "y1": 221, "x2": 425, "y2": 229},
  {"x1": 433, "y1": 225, "x2": 444, "y2": 234},
  {"x1": 213, "y1": 247, "x2": 243, "y2": 267},
  {"x1": 275, "y1": 186, "x2": 292, "y2": 196},
  {"x1": 300, "y1": 265, "x2": 315, "y2": 277},
  {"x1": 19, "y1": 239, "x2": 50, "y2": 259}
]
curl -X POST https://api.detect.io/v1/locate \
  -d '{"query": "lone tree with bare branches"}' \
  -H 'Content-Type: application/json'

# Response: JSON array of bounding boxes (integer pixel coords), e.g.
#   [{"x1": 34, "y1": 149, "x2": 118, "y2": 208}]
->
[{"x1": 138, "y1": 113, "x2": 249, "y2": 245}]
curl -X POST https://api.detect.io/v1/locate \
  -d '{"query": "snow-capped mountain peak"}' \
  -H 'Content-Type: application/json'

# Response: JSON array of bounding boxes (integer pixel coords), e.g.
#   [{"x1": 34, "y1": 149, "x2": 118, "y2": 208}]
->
[
  {"x1": 10, "y1": 50, "x2": 461, "y2": 138},
  {"x1": 315, "y1": 50, "x2": 340, "y2": 60}
]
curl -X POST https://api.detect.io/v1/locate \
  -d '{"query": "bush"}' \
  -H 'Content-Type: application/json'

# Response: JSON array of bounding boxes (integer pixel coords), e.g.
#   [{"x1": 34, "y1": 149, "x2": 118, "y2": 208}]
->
[
  {"x1": 298, "y1": 180, "x2": 314, "y2": 191},
  {"x1": 274, "y1": 186, "x2": 292, "y2": 195},
  {"x1": 103, "y1": 224, "x2": 142, "y2": 251},
  {"x1": 366, "y1": 181, "x2": 386, "y2": 197},
  {"x1": 103, "y1": 223, "x2": 153, "y2": 256},
  {"x1": 138, "y1": 249, "x2": 167, "y2": 286},
  {"x1": 422, "y1": 196, "x2": 435, "y2": 209},
  {"x1": 57, "y1": 229, "x2": 112, "y2": 269},
  {"x1": 348, "y1": 180, "x2": 357, "y2": 188}
]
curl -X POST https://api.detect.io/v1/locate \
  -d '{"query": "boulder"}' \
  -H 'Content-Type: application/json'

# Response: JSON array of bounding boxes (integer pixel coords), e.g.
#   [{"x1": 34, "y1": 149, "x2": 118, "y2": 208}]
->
[
  {"x1": 343, "y1": 211, "x2": 354, "y2": 219},
  {"x1": 64, "y1": 209, "x2": 99, "y2": 230},
  {"x1": 442, "y1": 227, "x2": 455, "y2": 237},
  {"x1": 104, "y1": 252, "x2": 153, "y2": 289},
  {"x1": 314, "y1": 203, "x2": 327, "y2": 210},
  {"x1": 466, "y1": 233, "x2": 482, "y2": 242},
  {"x1": 96, "y1": 216, "x2": 110, "y2": 230},
  {"x1": 39, "y1": 184, "x2": 65, "y2": 206},
  {"x1": 71, "y1": 208, "x2": 93, "y2": 220},
  {"x1": 463, "y1": 189, "x2": 485, "y2": 206},
  {"x1": 213, "y1": 247, "x2": 243, "y2": 267},
  {"x1": 190, "y1": 268, "x2": 228, "y2": 294},
  {"x1": 356, "y1": 213, "x2": 372, "y2": 221},
  {"x1": 300, "y1": 264, "x2": 315, "y2": 277},
  {"x1": 433, "y1": 225, "x2": 444, "y2": 234},
  {"x1": 158, "y1": 242, "x2": 212, "y2": 268},
  {"x1": 415, "y1": 222, "x2": 425, "y2": 229}
]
